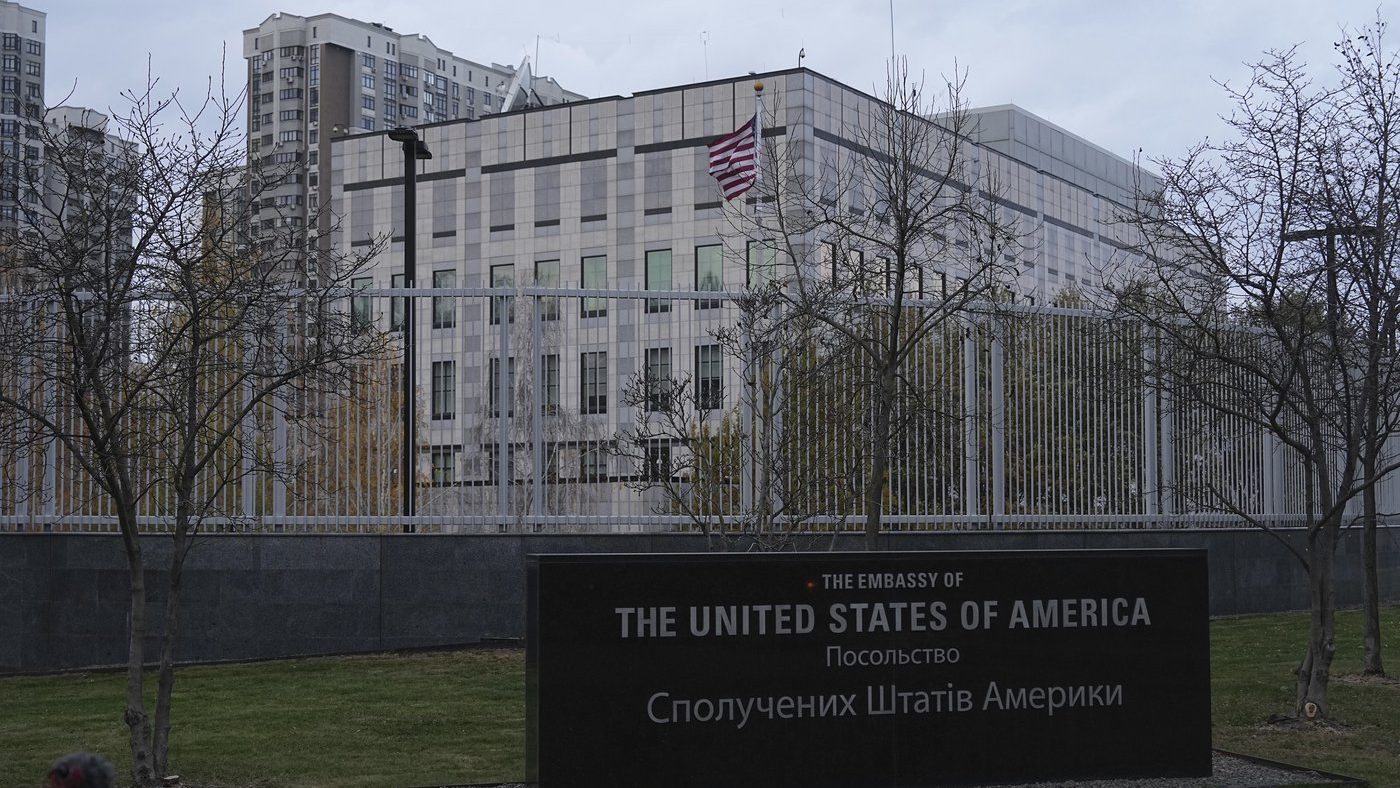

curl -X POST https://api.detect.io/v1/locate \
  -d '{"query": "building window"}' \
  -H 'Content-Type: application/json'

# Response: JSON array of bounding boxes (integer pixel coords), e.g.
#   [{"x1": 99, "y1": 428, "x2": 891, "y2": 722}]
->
[
  {"x1": 278, "y1": 66, "x2": 303, "y2": 79},
  {"x1": 432, "y1": 269, "x2": 456, "y2": 328},
  {"x1": 390, "y1": 273, "x2": 405, "y2": 331},
  {"x1": 696, "y1": 344, "x2": 723, "y2": 411},
  {"x1": 23, "y1": 61, "x2": 37, "y2": 77},
  {"x1": 645, "y1": 347, "x2": 671, "y2": 412},
  {"x1": 431, "y1": 360, "x2": 455, "y2": 420},
  {"x1": 540, "y1": 354, "x2": 560, "y2": 413},
  {"x1": 747, "y1": 240, "x2": 777, "y2": 287},
  {"x1": 696, "y1": 244, "x2": 723, "y2": 309},
  {"x1": 24, "y1": 39, "x2": 38, "y2": 55},
  {"x1": 401, "y1": 64, "x2": 418, "y2": 79},
  {"x1": 2, "y1": 55, "x2": 17, "y2": 73},
  {"x1": 645, "y1": 441, "x2": 672, "y2": 482},
  {"x1": 1, "y1": 34, "x2": 16, "y2": 51},
  {"x1": 279, "y1": 88, "x2": 302, "y2": 100},
  {"x1": 278, "y1": 130, "x2": 301, "y2": 142},
  {"x1": 430, "y1": 446, "x2": 458, "y2": 485},
  {"x1": 361, "y1": 74, "x2": 375, "y2": 90},
  {"x1": 645, "y1": 249, "x2": 671, "y2": 313},
  {"x1": 384, "y1": 60, "x2": 397, "y2": 77},
  {"x1": 400, "y1": 105, "x2": 417, "y2": 118},
  {"x1": 891, "y1": 257, "x2": 923, "y2": 298},
  {"x1": 581, "y1": 443, "x2": 607, "y2": 482},
  {"x1": 535, "y1": 259, "x2": 559, "y2": 320},
  {"x1": 362, "y1": 96, "x2": 375, "y2": 111},
  {"x1": 351, "y1": 277, "x2": 373, "y2": 332},
  {"x1": 490, "y1": 263, "x2": 513, "y2": 324},
  {"x1": 279, "y1": 109, "x2": 302, "y2": 121},
  {"x1": 581, "y1": 351, "x2": 607, "y2": 414},
  {"x1": 362, "y1": 53, "x2": 376, "y2": 69},
  {"x1": 581, "y1": 254, "x2": 606, "y2": 318},
  {"x1": 2, "y1": 77, "x2": 17, "y2": 94},
  {"x1": 490, "y1": 357, "x2": 515, "y2": 417}
]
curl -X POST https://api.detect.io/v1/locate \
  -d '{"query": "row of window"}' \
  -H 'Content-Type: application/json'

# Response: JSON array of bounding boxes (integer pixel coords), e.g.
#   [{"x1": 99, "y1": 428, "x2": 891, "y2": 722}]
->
[
  {"x1": 350, "y1": 245, "x2": 775, "y2": 337},
  {"x1": 0, "y1": 55, "x2": 39, "y2": 76},
  {"x1": 817, "y1": 241, "x2": 949, "y2": 299},
  {"x1": 428, "y1": 440, "x2": 633, "y2": 486},
  {"x1": 426, "y1": 345, "x2": 723, "y2": 423},
  {"x1": 0, "y1": 33, "x2": 40, "y2": 54},
  {"x1": 0, "y1": 76, "x2": 39, "y2": 98}
]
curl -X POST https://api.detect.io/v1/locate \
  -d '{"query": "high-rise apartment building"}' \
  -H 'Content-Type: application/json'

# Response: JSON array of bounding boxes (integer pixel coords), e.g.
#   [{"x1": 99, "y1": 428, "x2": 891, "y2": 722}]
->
[
  {"x1": 0, "y1": 1, "x2": 43, "y2": 229},
  {"x1": 242, "y1": 12, "x2": 584, "y2": 284}
]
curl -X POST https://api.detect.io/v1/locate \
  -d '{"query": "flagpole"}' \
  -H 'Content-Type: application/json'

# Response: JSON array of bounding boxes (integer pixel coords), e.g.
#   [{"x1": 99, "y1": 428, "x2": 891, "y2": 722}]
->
[{"x1": 753, "y1": 78, "x2": 764, "y2": 219}]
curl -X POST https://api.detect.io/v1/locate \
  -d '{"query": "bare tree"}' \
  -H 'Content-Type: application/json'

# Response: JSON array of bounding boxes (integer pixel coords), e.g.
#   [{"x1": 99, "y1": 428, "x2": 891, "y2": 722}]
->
[
  {"x1": 740, "y1": 61, "x2": 1021, "y2": 548},
  {"x1": 428, "y1": 287, "x2": 607, "y2": 525},
  {"x1": 1313, "y1": 18, "x2": 1400, "y2": 678},
  {"x1": 1113, "y1": 40, "x2": 1400, "y2": 719},
  {"x1": 615, "y1": 286, "x2": 854, "y2": 549},
  {"x1": 0, "y1": 82, "x2": 383, "y2": 785}
]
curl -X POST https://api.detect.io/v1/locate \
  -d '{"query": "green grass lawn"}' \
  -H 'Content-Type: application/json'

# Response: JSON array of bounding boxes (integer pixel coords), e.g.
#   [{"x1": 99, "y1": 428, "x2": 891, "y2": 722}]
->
[
  {"x1": 3, "y1": 608, "x2": 1397, "y2": 787},
  {"x1": 1211, "y1": 606, "x2": 1400, "y2": 784}
]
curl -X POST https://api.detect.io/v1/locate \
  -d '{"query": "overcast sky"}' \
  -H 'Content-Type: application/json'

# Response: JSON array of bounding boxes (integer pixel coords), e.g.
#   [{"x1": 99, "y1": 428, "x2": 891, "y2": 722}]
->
[{"x1": 37, "y1": 0, "x2": 1394, "y2": 164}]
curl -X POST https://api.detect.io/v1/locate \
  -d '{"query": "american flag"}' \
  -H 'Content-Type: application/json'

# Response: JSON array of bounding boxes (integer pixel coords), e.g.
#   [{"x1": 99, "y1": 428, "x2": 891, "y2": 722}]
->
[{"x1": 707, "y1": 114, "x2": 758, "y2": 200}]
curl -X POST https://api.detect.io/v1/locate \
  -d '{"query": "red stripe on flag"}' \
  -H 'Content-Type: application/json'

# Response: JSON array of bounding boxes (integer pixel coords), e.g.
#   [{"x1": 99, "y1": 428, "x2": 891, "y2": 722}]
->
[{"x1": 707, "y1": 114, "x2": 758, "y2": 200}]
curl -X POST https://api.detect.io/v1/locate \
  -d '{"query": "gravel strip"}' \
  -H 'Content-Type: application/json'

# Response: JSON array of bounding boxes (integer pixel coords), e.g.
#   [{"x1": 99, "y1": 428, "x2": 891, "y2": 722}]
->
[
  {"x1": 975, "y1": 751, "x2": 1354, "y2": 786},
  {"x1": 438, "y1": 752, "x2": 1356, "y2": 788}
]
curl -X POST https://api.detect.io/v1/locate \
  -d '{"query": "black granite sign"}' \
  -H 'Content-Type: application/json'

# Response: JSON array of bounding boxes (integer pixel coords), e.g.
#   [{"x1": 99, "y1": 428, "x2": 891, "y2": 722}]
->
[{"x1": 526, "y1": 549, "x2": 1210, "y2": 787}]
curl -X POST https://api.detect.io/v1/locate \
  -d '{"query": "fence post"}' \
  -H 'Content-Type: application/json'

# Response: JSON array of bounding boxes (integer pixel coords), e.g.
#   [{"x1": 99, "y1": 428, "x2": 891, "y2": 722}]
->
[
  {"x1": 497, "y1": 292, "x2": 511, "y2": 524},
  {"x1": 271, "y1": 319, "x2": 288, "y2": 529},
  {"x1": 989, "y1": 316, "x2": 1005, "y2": 526},
  {"x1": 1158, "y1": 363, "x2": 1175, "y2": 522},
  {"x1": 962, "y1": 322, "x2": 979, "y2": 519},
  {"x1": 741, "y1": 320, "x2": 754, "y2": 518},
  {"x1": 530, "y1": 293, "x2": 544, "y2": 525},
  {"x1": 1262, "y1": 429, "x2": 1280, "y2": 525},
  {"x1": 41, "y1": 299, "x2": 56, "y2": 530},
  {"x1": 15, "y1": 316, "x2": 30, "y2": 528},
  {"x1": 1143, "y1": 327, "x2": 1158, "y2": 522},
  {"x1": 241, "y1": 329, "x2": 256, "y2": 525}
]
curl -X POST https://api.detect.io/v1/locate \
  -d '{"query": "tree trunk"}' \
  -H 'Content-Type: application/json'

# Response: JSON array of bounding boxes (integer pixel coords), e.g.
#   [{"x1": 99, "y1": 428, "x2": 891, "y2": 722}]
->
[
  {"x1": 864, "y1": 365, "x2": 895, "y2": 551},
  {"x1": 1361, "y1": 478, "x2": 1384, "y2": 675},
  {"x1": 121, "y1": 504, "x2": 158, "y2": 788},
  {"x1": 151, "y1": 525, "x2": 188, "y2": 778},
  {"x1": 1295, "y1": 524, "x2": 1338, "y2": 719}
]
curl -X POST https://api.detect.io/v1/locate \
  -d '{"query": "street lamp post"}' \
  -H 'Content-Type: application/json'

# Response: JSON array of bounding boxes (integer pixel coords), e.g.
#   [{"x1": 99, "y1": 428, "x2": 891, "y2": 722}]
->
[
  {"x1": 1281, "y1": 224, "x2": 1378, "y2": 331},
  {"x1": 388, "y1": 127, "x2": 432, "y2": 528}
]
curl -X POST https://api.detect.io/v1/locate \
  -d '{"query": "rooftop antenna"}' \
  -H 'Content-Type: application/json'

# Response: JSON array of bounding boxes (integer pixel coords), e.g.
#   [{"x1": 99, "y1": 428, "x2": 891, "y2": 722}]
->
[
  {"x1": 534, "y1": 33, "x2": 559, "y2": 73},
  {"x1": 888, "y1": 0, "x2": 896, "y2": 62},
  {"x1": 701, "y1": 31, "x2": 710, "y2": 79}
]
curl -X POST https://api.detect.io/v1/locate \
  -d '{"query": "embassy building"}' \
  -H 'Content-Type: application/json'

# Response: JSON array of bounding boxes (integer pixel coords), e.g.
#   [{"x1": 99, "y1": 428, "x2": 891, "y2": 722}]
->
[{"x1": 328, "y1": 68, "x2": 1163, "y2": 523}]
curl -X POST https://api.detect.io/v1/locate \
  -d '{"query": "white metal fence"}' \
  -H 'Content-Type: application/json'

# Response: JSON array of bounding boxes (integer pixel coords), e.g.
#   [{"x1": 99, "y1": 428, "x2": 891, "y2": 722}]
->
[{"x1": 0, "y1": 288, "x2": 1370, "y2": 533}]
